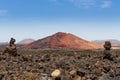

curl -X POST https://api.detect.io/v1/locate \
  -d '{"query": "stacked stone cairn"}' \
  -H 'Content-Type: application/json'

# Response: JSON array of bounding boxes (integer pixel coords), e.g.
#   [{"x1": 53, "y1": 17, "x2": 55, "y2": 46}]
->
[{"x1": 3, "y1": 38, "x2": 17, "y2": 56}]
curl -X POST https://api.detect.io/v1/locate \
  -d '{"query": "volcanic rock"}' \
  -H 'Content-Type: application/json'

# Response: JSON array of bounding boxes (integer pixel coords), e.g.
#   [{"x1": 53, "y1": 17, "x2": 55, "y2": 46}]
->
[
  {"x1": 0, "y1": 49, "x2": 120, "y2": 79},
  {"x1": 51, "y1": 69, "x2": 61, "y2": 77}
]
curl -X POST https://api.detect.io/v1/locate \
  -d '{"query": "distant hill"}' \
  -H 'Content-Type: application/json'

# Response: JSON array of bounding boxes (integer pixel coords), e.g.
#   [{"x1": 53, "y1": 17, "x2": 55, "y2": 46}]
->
[
  {"x1": 23, "y1": 32, "x2": 102, "y2": 50},
  {"x1": 0, "y1": 42, "x2": 8, "y2": 50},
  {"x1": 0, "y1": 42, "x2": 8, "y2": 45},
  {"x1": 92, "y1": 39, "x2": 120, "y2": 45},
  {"x1": 18, "y1": 39, "x2": 35, "y2": 45}
]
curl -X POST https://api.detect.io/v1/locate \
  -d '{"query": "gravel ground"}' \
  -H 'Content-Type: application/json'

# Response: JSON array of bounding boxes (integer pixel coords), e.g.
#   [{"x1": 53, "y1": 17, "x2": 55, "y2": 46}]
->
[{"x1": 0, "y1": 49, "x2": 120, "y2": 80}]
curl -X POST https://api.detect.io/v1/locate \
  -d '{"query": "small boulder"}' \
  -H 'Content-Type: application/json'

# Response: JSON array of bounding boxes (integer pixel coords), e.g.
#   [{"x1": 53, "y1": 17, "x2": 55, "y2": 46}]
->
[{"x1": 51, "y1": 69, "x2": 61, "y2": 77}]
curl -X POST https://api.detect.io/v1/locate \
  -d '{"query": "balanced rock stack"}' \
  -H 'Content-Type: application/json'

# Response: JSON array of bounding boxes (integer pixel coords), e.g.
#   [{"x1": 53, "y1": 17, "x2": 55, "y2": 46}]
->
[
  {"x1": 3, "y1": 38, "x2": 17, "y2": 56},
  {"x1": 103, "y1": 41, "x2": 113, "y2": 61}
]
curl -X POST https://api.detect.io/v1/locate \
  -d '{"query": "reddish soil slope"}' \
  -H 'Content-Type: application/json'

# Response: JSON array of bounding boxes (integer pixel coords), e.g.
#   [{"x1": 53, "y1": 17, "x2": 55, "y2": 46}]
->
[{"x1": 24, "y1": 32, "x2": 103, "y2": 50}]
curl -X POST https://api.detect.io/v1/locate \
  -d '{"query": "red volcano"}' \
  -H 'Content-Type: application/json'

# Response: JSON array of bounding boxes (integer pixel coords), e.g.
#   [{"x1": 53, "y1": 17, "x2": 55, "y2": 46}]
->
[{"x1": 24, "y1": 32, "x2": 103, "y2": 50}]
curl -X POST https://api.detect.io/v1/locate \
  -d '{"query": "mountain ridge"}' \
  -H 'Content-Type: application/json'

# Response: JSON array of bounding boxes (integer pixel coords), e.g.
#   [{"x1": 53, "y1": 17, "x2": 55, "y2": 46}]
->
[
  {"x1": 23, "y1": 32, "x2": 103, "y2": 50},
  {"x1": 92, "y1": 39, "x2": 120, "y2": 45},
  {"x1": 18, "y1": 39, "x2": 35, "y2": 45}
]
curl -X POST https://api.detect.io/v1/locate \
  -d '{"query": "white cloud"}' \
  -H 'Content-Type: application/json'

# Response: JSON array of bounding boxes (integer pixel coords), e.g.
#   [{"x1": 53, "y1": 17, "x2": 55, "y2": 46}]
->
[
  {"x1": 50, "y1": 0, "x2": 112, "y2": 9},
  {"x1": 0, "y1": 10, "x2": 8, "y2": 16},
  {"x1": 101, "y1": 0, "x2": 112, "y2": 8},
  {"x1": 71, "y1": 0, "x2": 97, "y2": 8}
]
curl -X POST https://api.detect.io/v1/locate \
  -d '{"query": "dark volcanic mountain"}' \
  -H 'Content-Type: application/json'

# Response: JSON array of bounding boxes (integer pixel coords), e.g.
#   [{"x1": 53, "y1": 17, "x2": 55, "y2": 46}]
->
[{"x1": 24, "y1": 32, "x2": 103, "y2": 50}]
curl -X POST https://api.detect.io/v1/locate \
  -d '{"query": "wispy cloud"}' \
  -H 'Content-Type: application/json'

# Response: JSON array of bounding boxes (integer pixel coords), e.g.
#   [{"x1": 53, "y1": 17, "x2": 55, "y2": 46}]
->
[
  {"x1": 0, "y1": 10, "x2": 8, "y2": 16},
  {"x1": 50, "y1": 0, "x2": 112, "y2": 9},
  {"x1": 100, "y1": 0, "x2": 112, "y2": 8},
  {"x1": 71, "y1": 0, "x2": 97, "y2": 8}
]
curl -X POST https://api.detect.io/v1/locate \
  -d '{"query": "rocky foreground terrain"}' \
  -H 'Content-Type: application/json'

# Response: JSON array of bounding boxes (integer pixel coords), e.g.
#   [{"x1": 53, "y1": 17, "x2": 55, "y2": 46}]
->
[{"x1": 0, "y1": 49, "x2": 120, "y2": 80}]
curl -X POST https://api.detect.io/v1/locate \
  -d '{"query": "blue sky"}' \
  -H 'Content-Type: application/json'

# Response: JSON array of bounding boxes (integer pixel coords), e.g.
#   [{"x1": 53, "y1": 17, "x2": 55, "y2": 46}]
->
[{"x1": 0, "y1": 0, "x2": 120, "y2": 42}]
